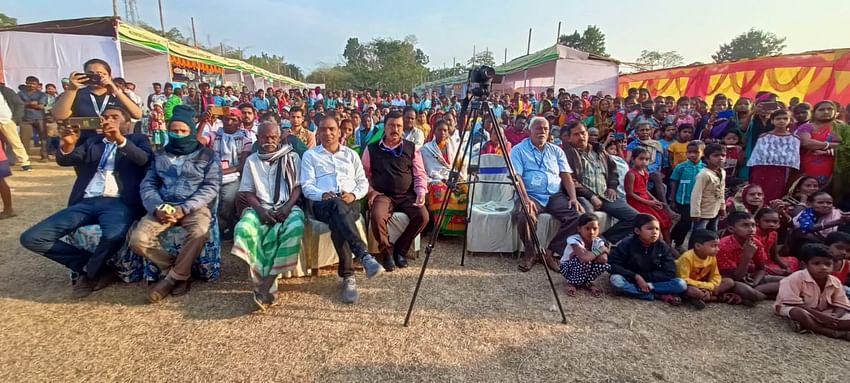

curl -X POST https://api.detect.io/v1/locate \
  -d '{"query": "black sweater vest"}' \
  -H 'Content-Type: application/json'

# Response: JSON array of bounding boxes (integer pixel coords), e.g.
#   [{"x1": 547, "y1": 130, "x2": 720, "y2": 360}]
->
[{"x1": 367, "y1": 140, "x2": 415, "y2": 197}]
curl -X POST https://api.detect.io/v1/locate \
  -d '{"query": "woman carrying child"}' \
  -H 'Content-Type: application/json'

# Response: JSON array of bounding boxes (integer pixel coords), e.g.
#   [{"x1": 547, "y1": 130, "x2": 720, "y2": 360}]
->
[{"x1": 559, "y1": 213, "x2": 611, "y2": 297}]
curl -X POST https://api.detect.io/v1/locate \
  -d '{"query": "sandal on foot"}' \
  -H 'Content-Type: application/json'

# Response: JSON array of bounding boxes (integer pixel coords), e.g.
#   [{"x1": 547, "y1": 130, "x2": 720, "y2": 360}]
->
[{"x1": 788, "y1": 320, "x2": 810, "y2": 334}]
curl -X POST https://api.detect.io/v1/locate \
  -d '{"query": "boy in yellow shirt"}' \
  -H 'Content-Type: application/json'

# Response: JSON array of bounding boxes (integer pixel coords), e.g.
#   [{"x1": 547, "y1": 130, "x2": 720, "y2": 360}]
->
[{"x1": 676, "y1": 229, "x2": 735, "y2": 309}]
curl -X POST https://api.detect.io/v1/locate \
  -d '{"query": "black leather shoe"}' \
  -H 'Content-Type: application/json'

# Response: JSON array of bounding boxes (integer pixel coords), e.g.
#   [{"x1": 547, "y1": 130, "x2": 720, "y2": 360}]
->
[
  {"x1": 382, "y1": 254, "x2": 396, "y2": 272},
  {"x1": 393, "y1": 253, "x2": 408, "y2": 268}
]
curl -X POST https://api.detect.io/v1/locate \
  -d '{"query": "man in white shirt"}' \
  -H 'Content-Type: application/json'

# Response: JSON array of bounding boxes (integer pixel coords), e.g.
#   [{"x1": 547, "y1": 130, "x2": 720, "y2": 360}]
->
[
  {"x1": 300, "y1": 115, "x2": 384, "y2": 304},
  {"x1": 401, "y1": 106, "x2": 425, "y2": 149}
]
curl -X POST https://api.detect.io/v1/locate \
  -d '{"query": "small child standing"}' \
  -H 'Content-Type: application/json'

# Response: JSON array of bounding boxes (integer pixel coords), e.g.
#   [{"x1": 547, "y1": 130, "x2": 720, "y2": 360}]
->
[
  {"x1": 746, "y1": 109, "x2": 801, "y2": 203},
  {"x1": 825, "y1": 231, "x2": 850, "y2": 298},
  {"x1": 774, "y1": 243, "x2": 850, "y2": 340},
  {"x1": 689, "y1": 143, "x2": 726, "y2": 246},
  {"x1": 676, "y1": 229, "x2": 735, "y2": 309},
  {"x1": 667, "y1": 124, "x2": 695, "y2": 170},
  {"x1": 149, "y1": 102, "x2": 166, "y2": 149},
  {"x1": 609, "y1": 214, "x2": 687, "y2": 305},
  {"x1": 626, "y1": 147, "x2": 673, "y2": 244},
  {"x1": 721, "y1": 130, "x2": 743, "y2": 178},
  {"x1": 559, "y1": 213, "x2": 611, "y2": 297},
  {"x1": 717, "y1": 211, "x2": 783, "y2": 303},
  {"x1": 669, "y1": 140, "x2": 704, "y2": 250},
  {"x1": 758, "y1": 207, "x2": 800, "y2": 276}
]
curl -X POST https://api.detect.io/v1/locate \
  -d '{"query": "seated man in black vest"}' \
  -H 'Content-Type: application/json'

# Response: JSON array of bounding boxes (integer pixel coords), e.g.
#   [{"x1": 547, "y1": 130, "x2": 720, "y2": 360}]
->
[
  {"x1": 20, "y1": 105, "x2": 152, "y2": 297},
  {"x1": 362, "y1": 110, "x2": 429, "y2": 271}
]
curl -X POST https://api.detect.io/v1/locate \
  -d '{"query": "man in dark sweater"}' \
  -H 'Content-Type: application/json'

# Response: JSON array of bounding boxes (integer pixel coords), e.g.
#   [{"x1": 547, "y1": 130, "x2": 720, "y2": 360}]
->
[
  {"x1": 20, "y1": 105, "x2": 152, "y2": 298},
  {"x1": 362, "y1": 110, "x2": 429, "y2": 271}
]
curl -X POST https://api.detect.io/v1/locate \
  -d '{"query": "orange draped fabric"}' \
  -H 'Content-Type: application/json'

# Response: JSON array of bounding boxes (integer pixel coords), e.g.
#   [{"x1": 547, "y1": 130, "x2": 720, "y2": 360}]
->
[{"x1": 619, "y1": 49, "x2": 850, "y2": 105}]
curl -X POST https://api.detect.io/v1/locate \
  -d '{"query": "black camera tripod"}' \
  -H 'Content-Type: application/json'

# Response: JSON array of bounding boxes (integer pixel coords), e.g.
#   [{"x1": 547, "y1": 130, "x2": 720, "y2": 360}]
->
[{"x1": 403, "y1": 72, "x2": 567, "y2": 326}]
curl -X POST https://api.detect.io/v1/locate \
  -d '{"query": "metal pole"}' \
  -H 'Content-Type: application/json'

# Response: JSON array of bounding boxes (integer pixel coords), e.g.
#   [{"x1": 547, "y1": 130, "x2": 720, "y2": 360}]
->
[
  {"x1": 113, "y1": 0, "x2": 119, "y2": 17},
  {"x1": 527, "y1": 28, "x2": 532, "y2": 55},
  {"x1": 220, "y1": 42, "x2": 224, "y2": 55},
  {"x1": 504, "y1": 48, "x2": 507, "y2": 64},
  {"x1": 472, "y1": 45, "x2": 476, "y2": 67},
  {"x1": 556, "y1": 21, "x2": 561, "y2": 44},
  {"x1": 158, "y1": 0, "x2": 165, "y2": 34},
  {"x1": 190, "y1": 17, "x2": 198, "y2": 47}
]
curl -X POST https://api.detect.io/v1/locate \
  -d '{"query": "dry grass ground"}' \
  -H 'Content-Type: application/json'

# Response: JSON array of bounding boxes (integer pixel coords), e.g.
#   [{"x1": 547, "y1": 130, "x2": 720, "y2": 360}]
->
[{"x1": 1, "y1": 163, "x2": 848, "y2": 382}]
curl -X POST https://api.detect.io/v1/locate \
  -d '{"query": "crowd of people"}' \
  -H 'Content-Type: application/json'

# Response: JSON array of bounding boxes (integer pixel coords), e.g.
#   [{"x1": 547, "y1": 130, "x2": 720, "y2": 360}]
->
[{"x1": 3, "y1": 57, "x2": 850, "y2": 341}]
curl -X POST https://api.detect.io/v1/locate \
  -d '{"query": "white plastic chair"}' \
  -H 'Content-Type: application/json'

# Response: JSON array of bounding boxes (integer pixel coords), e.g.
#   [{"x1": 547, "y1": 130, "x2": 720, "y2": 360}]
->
[{"x1": 466, "y1": 154, "x2": 520, "y2": 253}]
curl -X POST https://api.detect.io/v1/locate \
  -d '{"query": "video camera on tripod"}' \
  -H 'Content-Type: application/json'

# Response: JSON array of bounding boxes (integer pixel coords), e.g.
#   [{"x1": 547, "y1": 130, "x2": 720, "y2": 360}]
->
[{"x1": 467, "y1": 65, "x2": 502, "y2": 99}]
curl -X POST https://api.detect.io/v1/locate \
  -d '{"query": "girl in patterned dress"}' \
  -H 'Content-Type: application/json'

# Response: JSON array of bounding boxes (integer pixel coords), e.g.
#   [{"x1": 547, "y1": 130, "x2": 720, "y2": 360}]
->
[
  {"x1": 746, "y1": 109, "x2": 801, "y2": 203},
  {"x1": 559, "y1": 213, "x2": 611, "y2": 297}
]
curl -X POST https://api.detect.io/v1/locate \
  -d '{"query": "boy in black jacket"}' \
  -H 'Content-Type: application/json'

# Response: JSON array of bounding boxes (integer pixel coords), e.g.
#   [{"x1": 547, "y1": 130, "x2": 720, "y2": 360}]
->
[{"x1": 609, "y1": 213, "x2": 687, "y2": 305}]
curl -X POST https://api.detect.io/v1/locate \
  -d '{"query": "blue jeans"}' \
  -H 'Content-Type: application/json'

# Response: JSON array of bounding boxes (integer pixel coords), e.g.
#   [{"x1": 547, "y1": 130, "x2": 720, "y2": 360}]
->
[
  {"x1": 609, "y1": 274, "x2": 687, "y2": 300},
  {"x1": 20, "y1": 197, "x2": 134, "y2": 279}
]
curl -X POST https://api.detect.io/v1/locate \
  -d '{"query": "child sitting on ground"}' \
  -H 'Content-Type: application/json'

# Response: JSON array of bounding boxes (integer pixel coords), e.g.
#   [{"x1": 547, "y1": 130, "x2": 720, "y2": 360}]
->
[
  {"x1": 559, "y1": 213, "x2": 611, "y2": 297},
  {"x1": 774, "y1": 243, "x2": 850, "y2": 340},
  {"x1": 608, "y1": 214, "x2": 687, "y2": 305},
  {"x1": 759, "y1": 207, "x2": 799, "y2": 276},
  {"x1": 676, "y1": 229, "x2": 736, "y2": 310},
  {"x1": 825, "y1": 232, "x2": 850, "y2": 298},
  {"x1": 717, "y1": 211, "x2": 783, "y2": 303}
]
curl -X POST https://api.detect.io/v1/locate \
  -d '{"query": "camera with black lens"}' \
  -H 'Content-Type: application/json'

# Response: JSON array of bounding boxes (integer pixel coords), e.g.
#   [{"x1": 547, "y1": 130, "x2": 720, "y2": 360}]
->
[{"x1": 468, "y1": 66, "x2": 501, "y2": 98}]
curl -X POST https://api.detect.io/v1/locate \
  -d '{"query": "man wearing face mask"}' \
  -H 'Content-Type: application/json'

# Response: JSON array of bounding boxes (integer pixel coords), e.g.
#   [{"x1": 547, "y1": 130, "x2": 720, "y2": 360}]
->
[
  {"x1": 232, "y1": 122, "x2": 305, "y2": 309},
  {"x1": 130, "y1": 105, "x2": 221, "y2": 303},
  {"x1": 20, "y1": 105, "x2": 152, "y2": 298}
]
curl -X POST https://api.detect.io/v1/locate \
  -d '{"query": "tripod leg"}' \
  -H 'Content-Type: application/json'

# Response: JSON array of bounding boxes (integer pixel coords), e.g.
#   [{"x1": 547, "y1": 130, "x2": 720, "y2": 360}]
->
[{"x1": 404, "y1": 243, "x2": 433, "y2": 327}]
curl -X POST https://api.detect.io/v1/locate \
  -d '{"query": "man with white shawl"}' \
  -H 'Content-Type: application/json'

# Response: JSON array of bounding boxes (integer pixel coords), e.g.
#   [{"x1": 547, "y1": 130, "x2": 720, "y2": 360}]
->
[
  {"x1": 421, "y1": 119, "x2": 468, "y2": 236},
  {"x1": 232, "y1": 122, "x2": 304, "y2": 309}
]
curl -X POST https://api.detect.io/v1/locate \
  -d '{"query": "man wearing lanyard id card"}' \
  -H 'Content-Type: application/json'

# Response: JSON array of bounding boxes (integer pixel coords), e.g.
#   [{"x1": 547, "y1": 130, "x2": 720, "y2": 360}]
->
[
  {"x1": 50, "y1": 58, "x2": 142, "y2": 143},
  {"x1": 20, "y1": 105, "x2": 152, "y2": 298},
  {"x1": 511, "y1": 117, "x2": 583, "y2": 273}
]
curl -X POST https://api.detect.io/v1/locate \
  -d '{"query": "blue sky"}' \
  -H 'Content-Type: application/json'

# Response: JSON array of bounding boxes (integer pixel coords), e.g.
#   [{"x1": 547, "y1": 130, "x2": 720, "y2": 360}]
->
[{"x1": 5, "y1": 0, "x2": 850, "y2": 73}]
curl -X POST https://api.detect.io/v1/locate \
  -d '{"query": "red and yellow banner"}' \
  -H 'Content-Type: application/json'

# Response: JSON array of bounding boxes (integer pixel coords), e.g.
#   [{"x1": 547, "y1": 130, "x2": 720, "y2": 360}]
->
[
  {"x1": 169, "y1": 55, "x2": 224, "y2": 75},
  {"x1": 619, "y1": 49, "x2": 850, "y2": 104}
]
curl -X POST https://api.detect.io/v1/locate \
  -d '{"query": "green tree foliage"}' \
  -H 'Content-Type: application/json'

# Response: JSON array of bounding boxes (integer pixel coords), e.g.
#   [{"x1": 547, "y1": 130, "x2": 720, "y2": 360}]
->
[
  {"x1": 244, "y1": 52, "x2": 304, "y2": 80},
  {"x1": 467, "y1": 50, "x2": 495, "y2": 68},
  {"x1": 137, "y1": 22, "x2": 190, "y2": 45},
  {"x1": 0, "y1": 12, "x2": 17, "y2": 27},
  {"x1": 307, "y1": 35, "x2": 429, "y2": 92},
  {"x1": 712, "y1": 29, "x2": 786, "y2": 63},
  {"x1": 635, "y1": 50, "x2": 684, "y2": 70},
  {"x1": 559, "y1": 25, "x2": 608, "y2": 56}
]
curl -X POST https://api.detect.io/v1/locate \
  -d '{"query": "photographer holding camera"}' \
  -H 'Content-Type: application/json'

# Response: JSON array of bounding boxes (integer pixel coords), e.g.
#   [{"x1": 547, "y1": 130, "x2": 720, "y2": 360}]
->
[{"x1": 51, "y1": 58, "x2": 142, "y2": 140}]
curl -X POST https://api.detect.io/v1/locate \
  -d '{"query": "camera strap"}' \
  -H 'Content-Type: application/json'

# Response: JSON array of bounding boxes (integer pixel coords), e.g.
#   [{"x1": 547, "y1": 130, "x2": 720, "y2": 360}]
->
[{"x1": 90, "y1": 94, "x2": 111, "y2": 116}]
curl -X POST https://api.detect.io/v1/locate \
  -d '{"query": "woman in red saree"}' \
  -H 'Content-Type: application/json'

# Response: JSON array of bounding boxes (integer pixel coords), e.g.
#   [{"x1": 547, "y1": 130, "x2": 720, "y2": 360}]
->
[{"x1": 797, "y1": 100, "x2": 843, "y2": 187}]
